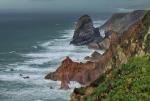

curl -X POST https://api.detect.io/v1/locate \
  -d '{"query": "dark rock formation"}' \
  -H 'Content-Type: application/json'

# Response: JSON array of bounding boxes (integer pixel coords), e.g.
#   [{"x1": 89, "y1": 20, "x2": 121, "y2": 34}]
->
[
  {"x1": 45, "y1": 10, "x2": 150, "y2": 91},
  {"x1": 10, "y1": 68, "x2": 14, "y2": 71},
  {"x1": 19, "y1": 74, "x2": 30, "y2": 79},
  {"x1": 84, "y1": 51, "x2": 101, "y2": 62},
  {"x1": 23, "y1": 76, "x2": 30, "y2": 79},
  {"x1": 70, "y1": 15, "x2": 102, "y2": 45}
]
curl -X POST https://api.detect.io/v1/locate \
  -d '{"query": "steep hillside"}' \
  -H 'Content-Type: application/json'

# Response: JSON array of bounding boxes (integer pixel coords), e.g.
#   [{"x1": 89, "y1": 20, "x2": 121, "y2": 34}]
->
[
  {"x1": 71, "y1": 54, "x2": 150, "y2": 101},
  {"x1": 70, "y1": 10, "x2": 150, "y2": 101}
]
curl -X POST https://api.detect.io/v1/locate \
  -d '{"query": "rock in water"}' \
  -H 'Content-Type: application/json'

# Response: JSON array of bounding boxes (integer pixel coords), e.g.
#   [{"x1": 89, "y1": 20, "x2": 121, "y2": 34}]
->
[{"x1": 70, "y1": 15, "x2": 102, "y2": 45}]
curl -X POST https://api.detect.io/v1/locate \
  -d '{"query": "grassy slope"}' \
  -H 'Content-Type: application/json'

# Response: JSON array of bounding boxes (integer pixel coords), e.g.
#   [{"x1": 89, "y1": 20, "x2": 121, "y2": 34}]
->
[
  {"x1": 72, "y1": 10, "x2": 150, "y2": 101},
  {"x1": 85, "y1": 54, "x2": 150, "y2": 101}
]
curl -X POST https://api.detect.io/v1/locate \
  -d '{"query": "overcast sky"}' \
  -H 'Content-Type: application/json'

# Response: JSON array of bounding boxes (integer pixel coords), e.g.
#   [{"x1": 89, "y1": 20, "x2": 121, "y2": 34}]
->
[{"x1": 0, "y1": 0, "x2": 150, "y2": 13}]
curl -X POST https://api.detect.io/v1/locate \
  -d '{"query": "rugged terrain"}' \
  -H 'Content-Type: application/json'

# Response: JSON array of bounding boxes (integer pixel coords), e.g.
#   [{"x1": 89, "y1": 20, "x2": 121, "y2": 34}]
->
[
  {"x1": 70, "y1": 10, "x2": 150, "y2": 101},
  {"x1": 71, "y1": 54, "x2": 150, "y2": 101},
  {"x1": 45, "y1": 10, "x2": 150, "y2": 100}
]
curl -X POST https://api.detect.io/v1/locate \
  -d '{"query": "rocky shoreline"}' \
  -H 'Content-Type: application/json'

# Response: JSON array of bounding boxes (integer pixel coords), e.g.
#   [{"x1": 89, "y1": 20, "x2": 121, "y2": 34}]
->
[{"x1": 45, "y1": 10, "x2": 150, "y2": 100}]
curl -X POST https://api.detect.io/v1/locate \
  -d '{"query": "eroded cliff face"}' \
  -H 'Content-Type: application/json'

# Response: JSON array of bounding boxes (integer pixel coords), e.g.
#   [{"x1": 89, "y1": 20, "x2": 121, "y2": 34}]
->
[
  {"x1": 87, "y1": 10, "x2": 147, "y2": 50},
  {"x1": 45, "y1": 10, "x2": 150, "y2": 100},
  {"x1": 45, "y1": 56, "x2": 97, "y2": 89},
  {"x1": 70, "y1": 10, "x2": 150, "y2": 101},
  {"x1": 45, "y1": 32, "x2": 120, "y2": 89}
]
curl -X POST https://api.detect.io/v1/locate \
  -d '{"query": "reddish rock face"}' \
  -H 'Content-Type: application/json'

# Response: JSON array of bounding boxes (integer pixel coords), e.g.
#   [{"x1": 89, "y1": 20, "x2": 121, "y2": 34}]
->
[
  {"x1": 45, "y1": 56, "x2": 97, "y2": 89},
  {"x1": 45, "y1": 10, "x2": 148, "y2": 89},
  {"x1": 45, "y1": 20, "x2": 144, "y2": 89},
  {"x1": 45, "y1": 32, "x2": 119, "y2": 89}
]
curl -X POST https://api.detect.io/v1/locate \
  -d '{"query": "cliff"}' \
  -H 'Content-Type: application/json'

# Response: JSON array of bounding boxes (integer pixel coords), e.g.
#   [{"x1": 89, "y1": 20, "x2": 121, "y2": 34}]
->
[
  {"x1": 44, "y1": 10, "x2": 150, "y2": 100},
  {"x1": 70, "y1": 10, "x2": 150, "y2": 101},
  {"x1": 71, "y1": 54, "x2": 150, "y2": 101},
  {"x1": 88, "y1": 10, "x2": 147, "y2": 50},
  {"x1": 100, "y1": 10, "x2": 146, "y2": 33}
]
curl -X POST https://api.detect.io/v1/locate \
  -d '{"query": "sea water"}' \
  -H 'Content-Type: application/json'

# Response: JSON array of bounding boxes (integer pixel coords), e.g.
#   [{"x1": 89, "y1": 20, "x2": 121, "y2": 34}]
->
[{"x1": 0, "y1": 12, "x2": 106, "y2": 101}]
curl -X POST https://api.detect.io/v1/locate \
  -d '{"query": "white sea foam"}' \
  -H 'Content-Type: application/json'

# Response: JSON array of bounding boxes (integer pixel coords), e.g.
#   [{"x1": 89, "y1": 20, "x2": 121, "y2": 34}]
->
[
  {"x1": 9, "y1": 51, "x2": 16, "y2": 54},
  {"x1": 94, "y1": 20, "x2": 106, "y2": 28},
  {"x1": 62, "y1": 29, "x2": 74, "y2": 38},
  {"x1": 15, "y1": 65, "x2": 55, "y2": 72},
  {"x1": 69, "y1": 81, "x2": 81, "y2": 88},
  {"x1": 0, "y1": 73, "x2": 27, "y2": 81},
  {"x1": 22, "y1": 29, "x2": 94, "y2": 66},
  {"x1": 0, "y1": 19, "x2": 105, "y2": 101},
  {"x1": 100, "y1": 29, "x2": 106, "y2": 38}
]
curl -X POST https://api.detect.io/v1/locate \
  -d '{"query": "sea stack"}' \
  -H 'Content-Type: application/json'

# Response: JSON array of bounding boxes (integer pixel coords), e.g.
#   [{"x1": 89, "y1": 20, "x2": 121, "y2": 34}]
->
[
  {"x1": 45, "y1": 10, "x2": 150, "y2": 90},
  {"x1": 70, "y1": 15, "x2": 102, "y2": 45}
]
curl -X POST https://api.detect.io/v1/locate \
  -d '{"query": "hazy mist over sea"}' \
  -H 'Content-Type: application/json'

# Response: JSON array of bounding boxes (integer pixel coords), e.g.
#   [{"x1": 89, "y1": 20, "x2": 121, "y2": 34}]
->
[{"x1": 0, "y1": 0, "x2": 150, "y2": 13}]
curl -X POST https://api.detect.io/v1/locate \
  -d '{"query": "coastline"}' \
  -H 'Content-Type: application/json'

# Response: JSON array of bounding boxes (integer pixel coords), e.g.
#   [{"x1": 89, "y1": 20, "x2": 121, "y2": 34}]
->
[{"x1": 45, "y1": 10, "x2": 150, "y2": 101}]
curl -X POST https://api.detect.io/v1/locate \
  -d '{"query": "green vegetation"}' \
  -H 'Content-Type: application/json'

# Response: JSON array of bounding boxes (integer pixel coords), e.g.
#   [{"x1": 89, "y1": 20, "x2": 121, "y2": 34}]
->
[
  {"x1": 85, "y1": 54, "x2": 150, "y2": 101},
  {"x1": 74, "y1": 87, "x2": 87, "y2": 95},
  {"x1": 73, "y1": 10, "x2": 150, "y2": 101}
]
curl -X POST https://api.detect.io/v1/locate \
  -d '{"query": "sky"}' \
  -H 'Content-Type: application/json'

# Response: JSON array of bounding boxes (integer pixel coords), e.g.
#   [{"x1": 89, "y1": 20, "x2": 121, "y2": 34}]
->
[{"x1": 0, "y1": 0, "x2": 150, "y2": 13}]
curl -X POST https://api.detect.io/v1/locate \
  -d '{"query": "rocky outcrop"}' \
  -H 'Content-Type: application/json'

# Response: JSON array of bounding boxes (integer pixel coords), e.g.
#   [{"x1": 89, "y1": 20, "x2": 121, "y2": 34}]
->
[
  {"x1": 45, "y1": 56, "x2": 97, "y2": 89},
  {"x1": 70, "y1": 15, "x2": 103, "y2": 45},
  {"x1": 84, "y1": 51, "x2": 102, "y2": 62},
  {"x1": 87, "y1": 10, "x2": 147, "y2": 50},
  {"x1": 88, "y1": 36, "x2": 111, "y2": 50},
  {"x1": 45, "y1": 10, "x2": 150, "y2": 92},
  {"x1": 45, "y1": 32, "x2": 119, "y2": 89},
  {"x1": 70, "y1": 10, "x2": 150, "y2": 101},
  {"x1": 100, "y1": 10, "x2": 147, "y2": 33}
]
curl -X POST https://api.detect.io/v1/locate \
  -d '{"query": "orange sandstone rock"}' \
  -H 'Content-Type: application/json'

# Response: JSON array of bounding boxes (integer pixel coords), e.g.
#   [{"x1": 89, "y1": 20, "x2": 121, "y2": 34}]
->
[{"x1": 45, "y1": 32, "x2": 119, "y2": 89}]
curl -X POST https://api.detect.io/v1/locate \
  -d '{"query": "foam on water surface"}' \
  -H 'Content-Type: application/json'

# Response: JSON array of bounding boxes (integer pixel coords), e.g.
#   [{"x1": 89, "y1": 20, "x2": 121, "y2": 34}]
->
[{"x1": 0, "y1": 20, "x2": 104, "y2": 101}]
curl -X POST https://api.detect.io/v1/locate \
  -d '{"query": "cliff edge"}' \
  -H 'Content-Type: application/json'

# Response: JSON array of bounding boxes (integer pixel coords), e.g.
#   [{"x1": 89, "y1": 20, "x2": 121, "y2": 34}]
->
[
  {"x1": 70, "y1": 10, "x2": 150, "y2": 101},
  {"x1": 45, "y1": 10, "x2": 150, "y2": 90}
]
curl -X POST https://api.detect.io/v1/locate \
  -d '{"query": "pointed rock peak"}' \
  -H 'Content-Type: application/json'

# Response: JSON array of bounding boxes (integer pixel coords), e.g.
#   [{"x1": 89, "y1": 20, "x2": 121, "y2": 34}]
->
[
  {"x1": 70, "y1": 14, "x2": 101, "y2": 45},
  {"x1": 78, "y1": 14, "x2": 92, "y2": 23},
  {"x1": 62, "y1": 56, "x2": 73, "y2": 65}
]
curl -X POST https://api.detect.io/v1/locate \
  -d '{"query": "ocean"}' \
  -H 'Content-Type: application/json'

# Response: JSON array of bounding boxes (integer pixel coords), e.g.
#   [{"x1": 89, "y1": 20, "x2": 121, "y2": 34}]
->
[{"x1": 0, "y1": 12, "x2": 108, "y2": 101}]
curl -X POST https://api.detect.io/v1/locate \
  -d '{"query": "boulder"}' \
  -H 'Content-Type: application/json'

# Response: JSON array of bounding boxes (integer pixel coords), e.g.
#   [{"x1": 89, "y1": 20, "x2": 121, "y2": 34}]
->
[
  {"x1": 88, "y1": 36, "x2": 110, "y2": 50},
  {"x1": 70, "y1": 15, "x2": 102, "y2": 45},
  {"x1": 84, "y1": 51, "x2": 102, "y2": 62}
]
